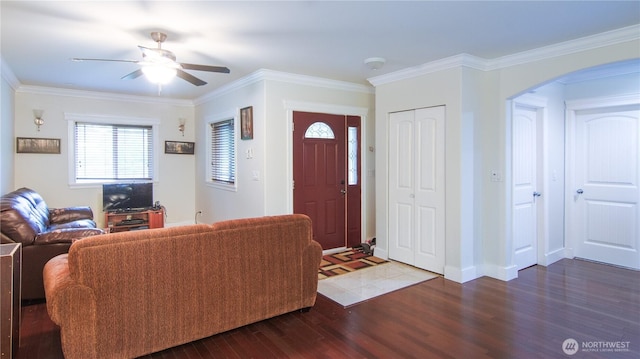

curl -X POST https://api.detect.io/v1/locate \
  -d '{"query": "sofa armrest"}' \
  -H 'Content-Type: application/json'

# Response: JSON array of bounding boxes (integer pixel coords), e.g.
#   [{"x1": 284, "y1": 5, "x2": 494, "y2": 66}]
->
[
  {"x1": 302, "y1": 239, "x2": 323, "y2": 306},
  {"x1": 43, "y1": 254, "x2": 74, "y2": 324},
  {"x1": 50, "y1": 206, "x2": 94, "y2": 224},
  {"x1": 44, "y1": 254, "x2": 98, "y2": 359},
  {"x1": 1, "y1": 232, "x2": 16, "y2": 244}
]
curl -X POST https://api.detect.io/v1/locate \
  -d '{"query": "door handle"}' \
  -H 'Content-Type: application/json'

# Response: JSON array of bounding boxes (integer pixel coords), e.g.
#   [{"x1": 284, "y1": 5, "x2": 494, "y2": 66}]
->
[
  {"x1": 533, "y1": 192, "x2": 541, "y2": 197},
  {"x1": 340, "y1": 189, "x2": 347, "y2": 195},
  {"x1": 576, "y1": 189, "x2": 584, "y2": 194}
]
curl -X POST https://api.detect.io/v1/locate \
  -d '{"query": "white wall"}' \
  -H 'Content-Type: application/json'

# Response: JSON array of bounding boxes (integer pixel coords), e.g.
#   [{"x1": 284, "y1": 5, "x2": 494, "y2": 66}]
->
[
  {"x1": 564, "y1": 71, "x2": 640, "y2": 100},
  {"x1": 194, "y1": 78, "x2": 266, "y2": 222},
  {"x1": 1, "y1": 74, "x2": 15, "y2": 194},
  {"x1": 12, "y1": 88, "x2": 196, "y2": 227},
  {"x1": 373, "y1": 34, "x2": 640, "y2": 282},
  {"x1": 194, "y1": 70, "x2": 376, "y2": 241}
]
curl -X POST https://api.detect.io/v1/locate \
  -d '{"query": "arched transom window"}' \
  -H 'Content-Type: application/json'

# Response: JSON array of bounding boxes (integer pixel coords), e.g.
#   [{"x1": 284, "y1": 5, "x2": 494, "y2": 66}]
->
[{"x1": 304, "y1": 122, "x2": 335, "y2": 139}]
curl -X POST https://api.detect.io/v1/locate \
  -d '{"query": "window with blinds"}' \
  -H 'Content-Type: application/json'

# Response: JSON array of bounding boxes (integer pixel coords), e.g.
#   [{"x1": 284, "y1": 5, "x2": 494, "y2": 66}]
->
[
  {"x1": 209, "y1": 119, "x2": 235, "y2": 184},
  {"x1": 74, "y1": 122, "x2": 153, "y2": 182}
]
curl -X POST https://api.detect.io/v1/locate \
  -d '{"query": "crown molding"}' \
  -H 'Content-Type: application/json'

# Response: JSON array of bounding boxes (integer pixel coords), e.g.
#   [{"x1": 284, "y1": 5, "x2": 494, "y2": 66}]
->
[
  {"x1": 259, "y1": 69, "x2": 374, "y2": 94},
  {"x1": 1, "y1": 56, "x2": 20, "y2": 90},
  {"x1": 369, "y1": 24, "x2": 640, "y2": 87},
  {"x1": 194, "y1": 69, "x2": 265, "y2": 105},
  {"x1": 195, "y1": 68, "x2": 373, "y2": 105},
  {"x1": 15, "y1": 85, "x2": 193, "y2": 107},
  {"x1": 488, "y1": 24, "x2": 640, "y2": 70},
  {"x1": 367, "y1": 53, "x2": 487, "y2": 87}
]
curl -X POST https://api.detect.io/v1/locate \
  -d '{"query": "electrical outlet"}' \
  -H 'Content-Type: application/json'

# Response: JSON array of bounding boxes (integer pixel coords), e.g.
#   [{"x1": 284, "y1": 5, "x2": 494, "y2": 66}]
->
[{"x1": 490, "y1": 170, "x2": 501, "y2": 182}]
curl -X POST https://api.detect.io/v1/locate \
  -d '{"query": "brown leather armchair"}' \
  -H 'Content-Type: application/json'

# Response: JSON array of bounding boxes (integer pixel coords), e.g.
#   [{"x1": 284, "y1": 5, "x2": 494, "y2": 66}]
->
[{"x1": 1, "y1": 187, "x2": 104, "y2": 300}]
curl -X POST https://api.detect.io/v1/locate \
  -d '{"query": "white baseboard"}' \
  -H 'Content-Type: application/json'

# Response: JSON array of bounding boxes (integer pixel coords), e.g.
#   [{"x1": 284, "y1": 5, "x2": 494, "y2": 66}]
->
[
  {"x1": 564, "y1": 247, "x2": 574, "y2": 259},
  {"x1": 540, "y1": 248, "x2": 565, "y2": 266},
  {"x1": 444, "y1": 265, "x2": 479, "y2": 283},
  {"x1": 484, "y1": 263, "x2": 519, "y2": 281}
]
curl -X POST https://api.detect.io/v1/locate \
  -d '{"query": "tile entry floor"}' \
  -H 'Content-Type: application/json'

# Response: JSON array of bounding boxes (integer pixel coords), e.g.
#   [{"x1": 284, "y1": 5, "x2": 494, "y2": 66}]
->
[{"x1": 317, "y1": 260, "x2": 439, "y2": 307}]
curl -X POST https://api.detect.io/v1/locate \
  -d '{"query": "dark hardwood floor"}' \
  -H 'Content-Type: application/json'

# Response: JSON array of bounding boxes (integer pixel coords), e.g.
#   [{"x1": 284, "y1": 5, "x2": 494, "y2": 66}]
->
[{"x1": 17, "y1": 259, "x2": 639, "y2": 358}]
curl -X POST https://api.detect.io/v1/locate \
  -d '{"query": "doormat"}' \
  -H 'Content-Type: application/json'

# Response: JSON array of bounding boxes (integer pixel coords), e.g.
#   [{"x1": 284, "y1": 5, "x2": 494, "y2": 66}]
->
[{"x1": 318, "y1": 248, "x2": 388, "y2": 280}]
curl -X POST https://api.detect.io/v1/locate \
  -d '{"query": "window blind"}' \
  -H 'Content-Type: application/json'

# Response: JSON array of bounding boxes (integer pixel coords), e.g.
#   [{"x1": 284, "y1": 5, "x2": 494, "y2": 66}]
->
[
  {"x1": 75, "y1": 122, "x2": 153, "y2": 181},
  {"x1": 210, "y1": 119, "x2": 235, "y2": 184}
]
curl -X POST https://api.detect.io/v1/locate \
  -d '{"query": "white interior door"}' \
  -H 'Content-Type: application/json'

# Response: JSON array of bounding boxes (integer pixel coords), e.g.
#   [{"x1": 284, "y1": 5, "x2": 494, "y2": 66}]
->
[
  {"x1": 512, "y1": 103, "x2": 540, "y2": 270},
  {"x1": 570, "y1": 104, "x2": 640, "y2": 269},
  {"x1": 389, "y1": 106, "x2": 445, "y2": 274},
  {"x1": 413, "y1": 107, "x2": 445, "y2": 272},
  {"x1": 389, "y1": 110, "x2": 416, "y2": 265}
]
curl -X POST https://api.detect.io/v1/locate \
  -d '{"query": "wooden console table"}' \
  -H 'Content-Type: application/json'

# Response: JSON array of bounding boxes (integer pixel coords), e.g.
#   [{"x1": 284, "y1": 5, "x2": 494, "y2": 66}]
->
[
  {"x1": 1, "y1": 243, "x2": 21, "y2": 358},
  {"x1": 105, "y1": 208, "x2": 164, "y2": 233}
]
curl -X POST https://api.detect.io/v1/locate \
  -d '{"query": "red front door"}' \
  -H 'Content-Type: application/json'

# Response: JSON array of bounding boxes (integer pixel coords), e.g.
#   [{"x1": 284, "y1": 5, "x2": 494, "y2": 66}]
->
[{"x1": 293, "y1": 112, "x2": 346, "y2": 249}]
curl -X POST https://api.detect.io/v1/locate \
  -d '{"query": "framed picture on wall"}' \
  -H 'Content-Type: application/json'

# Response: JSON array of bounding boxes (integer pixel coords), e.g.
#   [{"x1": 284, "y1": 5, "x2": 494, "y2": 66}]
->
[
  {"x1": 240, "y1": 106, "x2": 253, "y2": 140},
  {"x1": 165, "y1": 141, "x2": 195, "y2": 155},
  {"x1": 16, "y1": 137, "x2": 61, "y2": 154}
]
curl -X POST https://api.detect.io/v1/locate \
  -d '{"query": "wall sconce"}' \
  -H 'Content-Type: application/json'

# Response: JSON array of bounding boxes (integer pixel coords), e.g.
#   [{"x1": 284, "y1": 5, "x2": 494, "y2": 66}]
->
[
  {"x1": 178, "y1": 118, "x2": 186, "y2": 136},
  {"x1": 33, "y1": 109, "x2": 44, "y2": 131}
]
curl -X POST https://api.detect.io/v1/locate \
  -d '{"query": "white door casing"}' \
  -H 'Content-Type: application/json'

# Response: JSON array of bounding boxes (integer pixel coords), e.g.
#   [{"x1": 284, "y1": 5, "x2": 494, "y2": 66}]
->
[
  {"x1": 512, "y1": 101, "x2": 541, "y2": 270},
  {"x1": 389, "y1": 106, "x2": 445, "y2": 274},
  {"x1": 566, "y1": 95, "x2": 640, "y2": 270}
]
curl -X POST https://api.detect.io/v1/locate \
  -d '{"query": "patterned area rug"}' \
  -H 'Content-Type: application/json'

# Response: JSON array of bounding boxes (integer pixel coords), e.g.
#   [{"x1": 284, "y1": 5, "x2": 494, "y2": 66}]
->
[{"x1": 318, "y1": 248, "x2": 388, "y2": 280}]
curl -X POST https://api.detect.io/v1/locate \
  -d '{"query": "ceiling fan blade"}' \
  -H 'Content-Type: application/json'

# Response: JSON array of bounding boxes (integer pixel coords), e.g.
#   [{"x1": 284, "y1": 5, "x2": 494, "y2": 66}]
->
[
  {"x1": 180, "y1": 63, "x2": 230, "y2": 73},
  {"x1": 71, "y1": 58, "x2": 138, "y2": 63},
  {"x1": 176, "y1": 69, "x2": 207, "y2": 86},
  {"x1": 121, "y1": 69, "x2": 144, "y2": 80}
]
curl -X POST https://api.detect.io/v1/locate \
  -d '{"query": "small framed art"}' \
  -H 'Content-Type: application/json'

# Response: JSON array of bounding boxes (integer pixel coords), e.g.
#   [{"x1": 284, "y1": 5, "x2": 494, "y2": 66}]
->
[
  {"x1": 240, "y1": 106, "x2": 253, "y2": 140},
  {"x1": 16, "y1": 137, "x2": 61, "y2": 154},
  {"x1": 165, "y1": 141, "x2": 195, "y2": 155}
]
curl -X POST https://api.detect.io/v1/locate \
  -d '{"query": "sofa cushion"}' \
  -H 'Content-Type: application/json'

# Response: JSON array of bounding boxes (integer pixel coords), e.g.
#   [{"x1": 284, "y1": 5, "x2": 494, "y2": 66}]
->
[
  {"x1": 35, "y1": 227, "x2": 104, "y2": 245},
  {"x1": 49, "y1": 219, "x2": 98, "y2": 231},
  {"x1": 50, "y1": 207, "x2": 95, "y2": 224}
]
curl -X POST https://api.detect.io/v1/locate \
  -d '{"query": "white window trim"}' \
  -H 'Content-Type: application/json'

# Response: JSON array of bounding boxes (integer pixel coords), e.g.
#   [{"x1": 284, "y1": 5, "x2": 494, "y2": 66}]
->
[
  {"x1": 66, "y1": 113, "x2": 161, "y2": 187},
  {"x1": 205, "y1": 109, "x2": 238, "y2": 192}
]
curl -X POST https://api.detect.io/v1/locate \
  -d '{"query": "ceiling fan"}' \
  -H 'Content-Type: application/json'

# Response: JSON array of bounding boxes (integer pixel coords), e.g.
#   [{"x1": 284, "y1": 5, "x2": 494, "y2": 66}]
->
[{"x1": 72, "y1": 32, "x2": 230, "y2": 86}]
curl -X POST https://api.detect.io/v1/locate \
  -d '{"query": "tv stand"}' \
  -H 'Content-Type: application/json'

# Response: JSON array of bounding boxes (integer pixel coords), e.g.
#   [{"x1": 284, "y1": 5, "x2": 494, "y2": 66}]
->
[{"x1": 105, "y1": 208, "x2": 164, "y2": 233}]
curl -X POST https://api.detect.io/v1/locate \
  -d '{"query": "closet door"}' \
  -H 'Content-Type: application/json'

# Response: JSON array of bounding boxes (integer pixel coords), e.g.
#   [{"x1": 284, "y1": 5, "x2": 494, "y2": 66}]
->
[
  {"x1": 389, "y1": 110, "x2": 416, "y2": 264},
  {"x1": 389, "y1": 106, "x2": 445, "y2": 274}
]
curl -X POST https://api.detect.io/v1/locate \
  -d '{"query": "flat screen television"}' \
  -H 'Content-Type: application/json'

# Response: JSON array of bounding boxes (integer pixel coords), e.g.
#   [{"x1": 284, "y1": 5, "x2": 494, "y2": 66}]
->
[{"x1": 102, "y1": 183, "x2": 153, "y2": 212}]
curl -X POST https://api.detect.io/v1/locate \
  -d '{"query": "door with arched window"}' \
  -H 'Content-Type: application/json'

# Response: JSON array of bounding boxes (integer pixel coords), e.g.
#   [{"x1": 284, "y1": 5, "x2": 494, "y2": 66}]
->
[{"x1": 293, "y1": 111, "x2": 361, "y2": 250}]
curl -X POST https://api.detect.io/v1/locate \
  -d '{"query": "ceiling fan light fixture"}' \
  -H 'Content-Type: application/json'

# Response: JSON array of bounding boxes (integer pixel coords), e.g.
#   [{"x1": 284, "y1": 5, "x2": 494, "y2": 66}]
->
[{"x1": 142, "y1": 64, "x2": 177, "y2": 84}]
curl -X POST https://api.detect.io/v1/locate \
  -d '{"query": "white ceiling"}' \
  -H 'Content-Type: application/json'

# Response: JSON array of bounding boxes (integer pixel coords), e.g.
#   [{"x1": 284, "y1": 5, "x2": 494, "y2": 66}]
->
[{"x1": 2, "y1": 1, "x2": 639, "y2": 100}]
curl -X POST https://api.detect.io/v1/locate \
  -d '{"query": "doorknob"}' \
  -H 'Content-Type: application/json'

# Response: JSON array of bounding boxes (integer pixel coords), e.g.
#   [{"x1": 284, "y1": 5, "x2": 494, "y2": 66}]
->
[
  {"x1": 533, "y1": 192, "x2": 541, "y2": 197},
  {"x1": 576, "y1": 189, "x2": 584, "y2": 194},
  {"x1": 340, "y1": 189, "x2": 347, "y2": 195}
]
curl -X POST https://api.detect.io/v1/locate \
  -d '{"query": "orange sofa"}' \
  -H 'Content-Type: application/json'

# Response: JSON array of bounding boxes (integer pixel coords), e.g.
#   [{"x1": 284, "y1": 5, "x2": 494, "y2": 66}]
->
[{"x1": 43, "y1": 214, "x2": 322, "y2": 359}]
